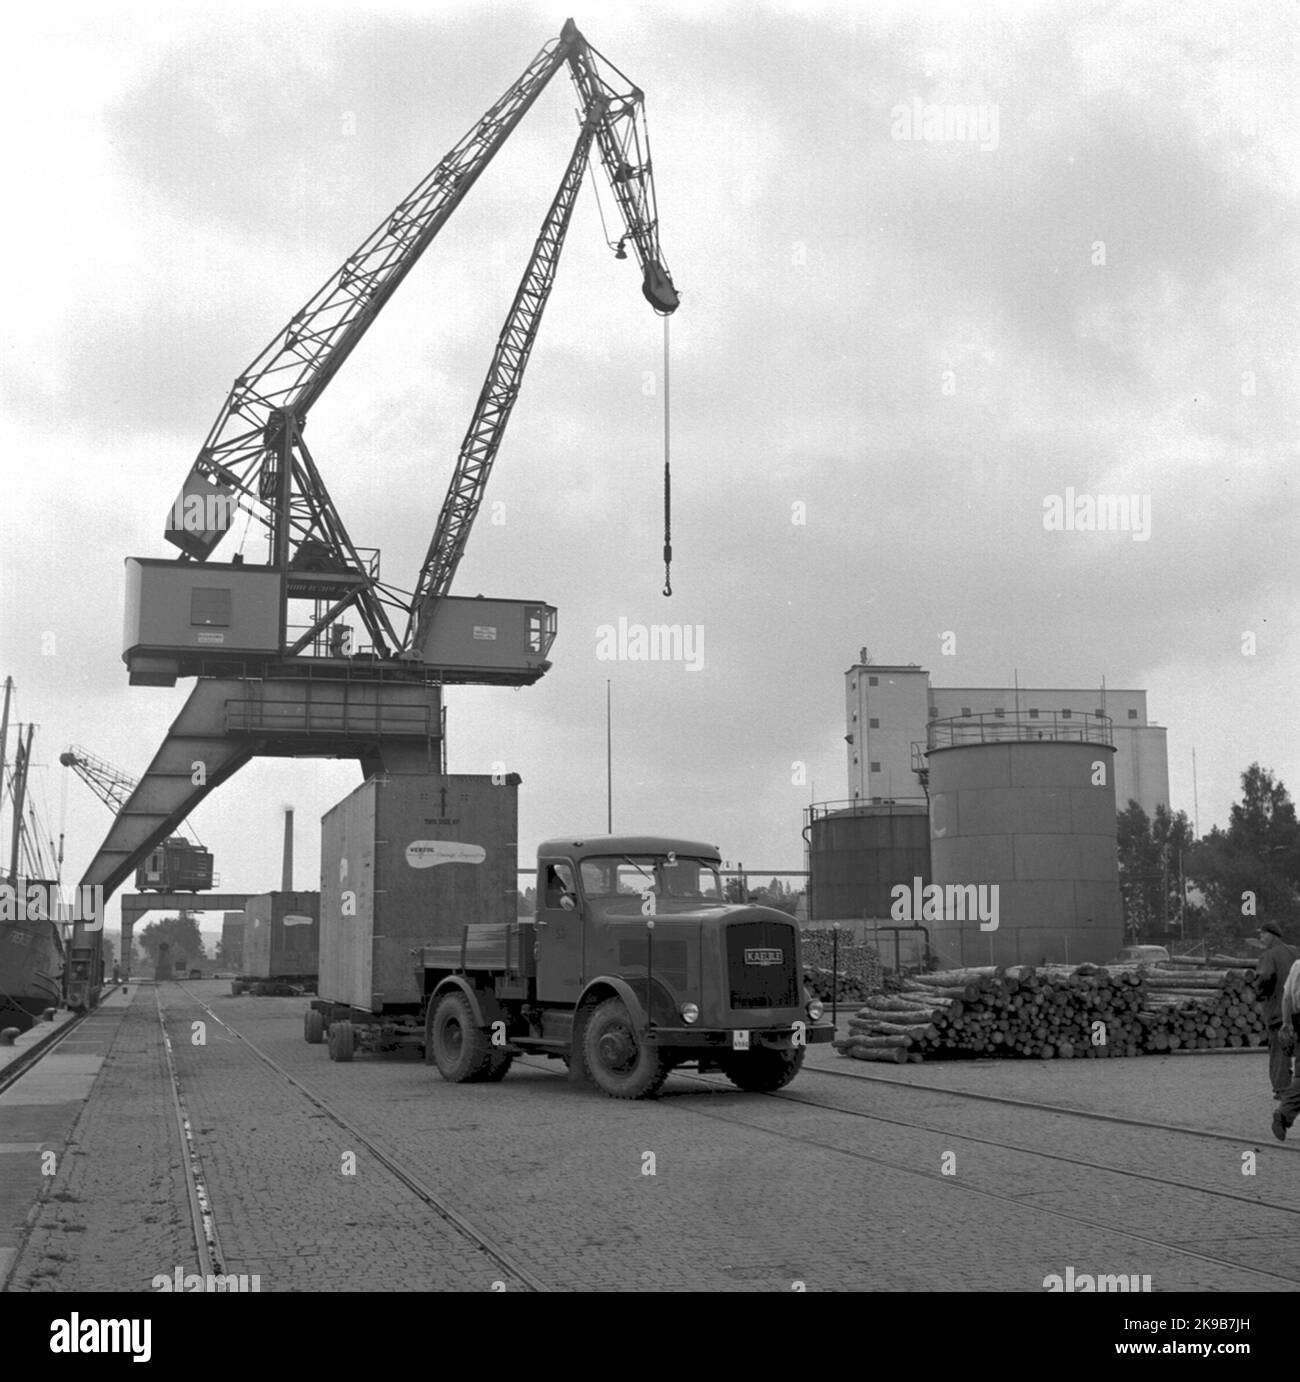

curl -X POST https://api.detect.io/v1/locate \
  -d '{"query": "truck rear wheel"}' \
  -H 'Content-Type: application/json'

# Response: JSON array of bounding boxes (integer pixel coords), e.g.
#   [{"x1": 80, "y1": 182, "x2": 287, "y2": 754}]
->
[
  {"x1": 304, "y1": 1008, "x2": 325, "y2": 1045},
  {"x1": 430, "y1": 991, "x2": 494, "y2": 1083},
  {"x1": 482, "y1": 1049, "x2": 513, "y2": 1082},
  {"x1": 720, "y1": 1046, "x2": 804, "y2": 1092},
  {"x1": 584, "y1": 997, "x2": 671, "y2": 1100}
]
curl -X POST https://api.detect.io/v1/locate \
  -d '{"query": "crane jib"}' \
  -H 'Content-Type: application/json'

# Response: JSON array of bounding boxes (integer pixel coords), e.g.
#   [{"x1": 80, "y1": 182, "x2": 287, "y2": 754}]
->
[{"x1": 151, "y1": 19, "x2": 678, "y2": 678}]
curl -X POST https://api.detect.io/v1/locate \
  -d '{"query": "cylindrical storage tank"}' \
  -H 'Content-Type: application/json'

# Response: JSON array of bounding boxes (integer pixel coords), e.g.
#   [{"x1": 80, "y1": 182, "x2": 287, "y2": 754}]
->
[
  {"x1": 808, "y1": 802, "x2": 930, "y2": 922},
  {"x1": 926, "y1": 732, "x2": 1121, "y2": 966}
]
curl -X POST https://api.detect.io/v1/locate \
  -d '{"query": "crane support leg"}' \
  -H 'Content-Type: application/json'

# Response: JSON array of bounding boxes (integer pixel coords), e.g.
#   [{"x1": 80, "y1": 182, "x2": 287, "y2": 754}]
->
[{"x1": 78, "y1": 680, "x2": 263, "y2": 901}]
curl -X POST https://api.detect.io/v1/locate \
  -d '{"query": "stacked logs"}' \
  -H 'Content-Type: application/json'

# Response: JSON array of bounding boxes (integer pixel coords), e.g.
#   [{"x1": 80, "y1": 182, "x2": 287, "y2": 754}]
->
[
  {"x1": 833, "y1": 962, "x2": 1266, "y2": 1064},
  {"x1": 800, "y1": 927, "x2": 884, "y2": 1004},
  {"x1": 1135, "y1": 965, "x2": 1266, "y2": 1052}
]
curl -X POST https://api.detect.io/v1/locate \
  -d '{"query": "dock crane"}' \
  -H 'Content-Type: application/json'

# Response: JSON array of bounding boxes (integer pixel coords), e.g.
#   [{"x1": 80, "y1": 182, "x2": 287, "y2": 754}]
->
[
  {"x1": 60, "y1": 747, "x2": 215, "y2": 892},
  {"x1": 69, "y1": 19, "x2": 679, "y2": 1008}
]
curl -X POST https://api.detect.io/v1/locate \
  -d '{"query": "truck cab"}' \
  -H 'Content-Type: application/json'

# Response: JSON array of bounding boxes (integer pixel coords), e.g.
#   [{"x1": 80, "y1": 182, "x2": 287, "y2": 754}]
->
[{"x1": 419, "y1": 834, "x2": 834, "y2": 1099}]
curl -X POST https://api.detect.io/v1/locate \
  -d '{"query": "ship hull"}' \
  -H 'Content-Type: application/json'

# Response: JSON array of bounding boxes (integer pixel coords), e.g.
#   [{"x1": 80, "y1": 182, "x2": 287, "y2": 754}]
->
[{"x1": 0, "y1": 913, "x2": 64, "y2": 1033}]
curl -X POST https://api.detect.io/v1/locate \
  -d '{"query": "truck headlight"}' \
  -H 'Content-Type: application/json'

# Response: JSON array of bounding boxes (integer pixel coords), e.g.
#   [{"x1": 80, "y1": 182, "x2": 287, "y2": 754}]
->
[
  {"x1": 681, "y1": 1002, "x2": 699, "y2": 1024},
  {"x1": 807, "y1": 999, "x2": 824, "y2": 1021}
]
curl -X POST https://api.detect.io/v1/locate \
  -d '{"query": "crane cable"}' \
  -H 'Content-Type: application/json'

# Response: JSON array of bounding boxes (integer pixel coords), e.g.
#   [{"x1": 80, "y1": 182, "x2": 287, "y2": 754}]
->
[{"x1": 662, "y1": 313, "x2": 672, "y2": 597}]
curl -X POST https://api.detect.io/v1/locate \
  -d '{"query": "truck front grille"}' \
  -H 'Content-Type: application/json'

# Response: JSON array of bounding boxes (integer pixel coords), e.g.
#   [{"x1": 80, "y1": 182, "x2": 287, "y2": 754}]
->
[{"x1": 725, "y1": 920, "x2": 798, "y2": 1009}]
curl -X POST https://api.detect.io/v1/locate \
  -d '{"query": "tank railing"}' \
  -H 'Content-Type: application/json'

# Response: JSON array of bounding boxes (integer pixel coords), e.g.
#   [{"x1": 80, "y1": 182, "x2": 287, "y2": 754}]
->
[
  {"x1": 926, "y1": 710, "x2": 1114, "y2": 750},
  {"x1": 806, "y1": 797, "x2": 929, "y2": 825}
]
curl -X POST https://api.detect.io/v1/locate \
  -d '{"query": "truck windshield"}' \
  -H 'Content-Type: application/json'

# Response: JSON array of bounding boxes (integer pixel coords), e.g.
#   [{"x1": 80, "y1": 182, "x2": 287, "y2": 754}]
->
[{"x1": 579, "y1": 856, "x2": 724, "y2": 903}]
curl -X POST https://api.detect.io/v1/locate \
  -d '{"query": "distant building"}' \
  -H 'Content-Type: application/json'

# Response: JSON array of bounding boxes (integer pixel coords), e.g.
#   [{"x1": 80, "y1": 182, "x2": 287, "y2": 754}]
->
[{"x1": 844, "y1": 660, "x2": 1169, "y2": 820}]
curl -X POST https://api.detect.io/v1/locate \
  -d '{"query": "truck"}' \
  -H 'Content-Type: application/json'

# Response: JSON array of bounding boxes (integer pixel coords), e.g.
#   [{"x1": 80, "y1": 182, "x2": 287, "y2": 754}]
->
[{"x1": 305, "y1": 774, "x2": 834, "y2": 1098}]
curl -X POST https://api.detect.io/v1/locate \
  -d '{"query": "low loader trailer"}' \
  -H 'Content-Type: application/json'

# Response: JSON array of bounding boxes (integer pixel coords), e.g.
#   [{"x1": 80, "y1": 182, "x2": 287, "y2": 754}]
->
[{"x1": 305, "y1": 772, "x2": 833, "y2": 1098}]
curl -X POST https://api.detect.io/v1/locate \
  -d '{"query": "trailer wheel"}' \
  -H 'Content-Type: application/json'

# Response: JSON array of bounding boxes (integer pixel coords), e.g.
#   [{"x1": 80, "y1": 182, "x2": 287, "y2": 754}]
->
[
  {"x1": 328, "y1": 1020, "x2": 355, "y2": 1062},
  {"x1": 584, "y1": 997, "x2": 671, "y2": 1100},
  {"x1": 429, "y1": 992, "x2": 493, "y2": 1083},
  {"x1": 720, "y1": 1046, "x2": 805, "y2": 1092},
  {"x1": 304, "y1": 1008, "x2": 325, "y2": 1045}
]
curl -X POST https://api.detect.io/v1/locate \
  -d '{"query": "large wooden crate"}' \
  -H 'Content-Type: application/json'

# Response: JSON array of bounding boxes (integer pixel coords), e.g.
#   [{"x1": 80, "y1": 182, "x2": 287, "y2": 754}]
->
[
  {"x1": 242, "y1": 891, "x2": 319, "y2": 978},
  {"x1": 319, "y1": 774, "x2": 518, "y2": 1014}
]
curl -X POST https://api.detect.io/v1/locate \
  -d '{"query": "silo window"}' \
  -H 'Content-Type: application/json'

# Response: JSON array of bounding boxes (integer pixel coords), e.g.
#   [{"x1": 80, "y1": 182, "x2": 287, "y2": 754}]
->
[
  {"x1": 1062, "y1": 708, "x2": 1072, "y2": 718},
  {"x1": 853, "y1": 756, "x2": 859, "y2": 765},
  {"x1": 869, "y1": 718, "x2": 879, "y2": 728},
  {"x1": 1128, "y1": 709, "x2": 1138, "y2": 719},
  {"x1": 1029, "y1": 709, "x2": 1039, "y2": 719},
  {"x1": 190, "y1": 588, "x2": 232, "y2": 627},
  {"x1": 870, "y1": 761, "x2": 881, "y2": 773},
  {"x1": 994, "y1": 707, "x2": 1005, "y2": 718},
  {"x1": 961, "y1": 706, "x2": 971, "y2": 717},
  {"x1": 868, "y1": 676, "x2": 878, "y2": 686}
]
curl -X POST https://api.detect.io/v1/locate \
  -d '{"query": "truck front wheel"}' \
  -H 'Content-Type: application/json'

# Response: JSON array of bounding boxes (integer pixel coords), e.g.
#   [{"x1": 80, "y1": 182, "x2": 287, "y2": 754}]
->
[
  {"x1": 430, "y1": 991, "x2": 494, "y2": 1083},
  {"x1": 584, "y1": 998, "x2": 671, "y2": 1100},
  {"x1": 720, "y1": 1046, "x2": 805, "y2": 1092}
]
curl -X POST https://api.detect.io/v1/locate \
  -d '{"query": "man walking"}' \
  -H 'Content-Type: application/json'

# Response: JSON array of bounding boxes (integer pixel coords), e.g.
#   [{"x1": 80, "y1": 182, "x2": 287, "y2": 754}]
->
[
  {"x1": 1255, "y1": 920, "x2": 1299, "y2": 1098},
  {"x1": 1272, "y1": 959, "x2": 1300, "y2": 1141}
]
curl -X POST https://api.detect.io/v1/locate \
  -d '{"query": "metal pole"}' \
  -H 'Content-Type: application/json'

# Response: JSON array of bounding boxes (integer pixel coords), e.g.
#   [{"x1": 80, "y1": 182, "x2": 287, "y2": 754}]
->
[
  {"x1": 646, "y1": 917, "x2": 654, "y2": 1034},
  {"x1": 831, "y1": 926, "x2": 838, "y2": 1028},
  {"x1": 0, "y1": 678, "x2": 12, "y2": 876},
  {"x1": 606, "y1": 680, "x2": 612, "y2": 834}
]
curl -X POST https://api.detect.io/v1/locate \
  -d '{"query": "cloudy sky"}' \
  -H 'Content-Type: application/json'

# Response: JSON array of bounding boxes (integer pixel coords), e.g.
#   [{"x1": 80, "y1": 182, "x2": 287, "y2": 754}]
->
[{"x1": 1, "y1": 0, "x2": 1296, "y2": 936}]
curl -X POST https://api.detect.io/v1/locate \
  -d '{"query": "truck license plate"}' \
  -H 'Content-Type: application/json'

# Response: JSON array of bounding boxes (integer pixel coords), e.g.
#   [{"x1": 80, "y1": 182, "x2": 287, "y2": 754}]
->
[{"x1": 732, "y1": 1029, "x2": 750, "y2": 1050}]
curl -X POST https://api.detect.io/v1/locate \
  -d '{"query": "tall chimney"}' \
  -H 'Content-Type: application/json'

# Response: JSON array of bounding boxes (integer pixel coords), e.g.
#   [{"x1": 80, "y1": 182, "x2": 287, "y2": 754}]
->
[{"x1": 281, "y1": 808, "x2": 294, "y2": 892}]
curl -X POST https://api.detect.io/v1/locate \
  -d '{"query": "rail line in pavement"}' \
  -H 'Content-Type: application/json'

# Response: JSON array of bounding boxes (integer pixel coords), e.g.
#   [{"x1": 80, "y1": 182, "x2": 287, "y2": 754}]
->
[
  {"x1": 513, "y1": 1055, "x2": 1300, "y2": 1288},
  {"x1": 166, "y1": 983, "x2": 548, "y2": 1291},
  {"x1": 155, "y1": 989, "x2": 227, "y2": 1281},
  {"x1": 798, "y1": 1059, "x2": 1299, "y2": 1150}
]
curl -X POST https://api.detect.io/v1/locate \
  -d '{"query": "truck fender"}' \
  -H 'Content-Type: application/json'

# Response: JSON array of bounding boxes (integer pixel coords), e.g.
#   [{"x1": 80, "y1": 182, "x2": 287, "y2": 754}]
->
[
  {"x1": 428, "y1": 976, "x2": 506, "y2": 1033},
  {"x1": 577, "y1": 975, "x2": 649, "y2": 1031}
]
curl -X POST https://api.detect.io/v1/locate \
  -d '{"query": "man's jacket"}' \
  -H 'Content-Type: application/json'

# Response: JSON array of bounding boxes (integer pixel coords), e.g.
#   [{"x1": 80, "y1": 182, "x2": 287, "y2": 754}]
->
[{"x1": 1257, "y1": 939, "x2": 1300, "y2": 1026}]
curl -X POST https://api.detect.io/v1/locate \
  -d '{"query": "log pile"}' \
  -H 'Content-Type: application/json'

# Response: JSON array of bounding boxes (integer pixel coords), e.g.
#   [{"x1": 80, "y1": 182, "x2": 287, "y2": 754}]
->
[
  {"x1": 833, "y1": 962, "x2": 1268, "y2": 1063},
  {"x1": 800, "y1": 927, "x2": 884, "y2": 1004}
]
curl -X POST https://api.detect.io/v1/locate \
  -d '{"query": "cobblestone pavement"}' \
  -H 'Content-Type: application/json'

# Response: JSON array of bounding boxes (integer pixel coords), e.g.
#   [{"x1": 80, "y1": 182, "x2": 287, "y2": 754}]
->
[{"x1": 5, "y1": 980, "x2": 1297, "y2": 1293}]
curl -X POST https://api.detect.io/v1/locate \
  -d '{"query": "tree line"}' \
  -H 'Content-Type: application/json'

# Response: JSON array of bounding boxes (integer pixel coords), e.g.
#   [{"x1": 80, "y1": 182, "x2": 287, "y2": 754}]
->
[{"x1": 1117, "y1": 763, "x2": 1300, "y2": 949}]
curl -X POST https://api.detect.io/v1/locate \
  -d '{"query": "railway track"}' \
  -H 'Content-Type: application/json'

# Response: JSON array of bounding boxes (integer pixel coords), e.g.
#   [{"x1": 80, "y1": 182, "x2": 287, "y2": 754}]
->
[
  {"x1": 164, "y1": 983, "x2": 547, "y2": 1291},
  {"x1": 799, "y1": 1060, "x2": 1300, "y2": 1150},
  {"x1": 513, "y1": 1054, "x2": 1300, "y2": 1288}
]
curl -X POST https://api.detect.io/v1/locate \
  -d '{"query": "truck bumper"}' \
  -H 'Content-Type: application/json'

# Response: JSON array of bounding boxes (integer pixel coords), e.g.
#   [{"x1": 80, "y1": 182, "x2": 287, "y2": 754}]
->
[{"x1": 646, "y1": 1022, "x2": 835, "y2": 1050}]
